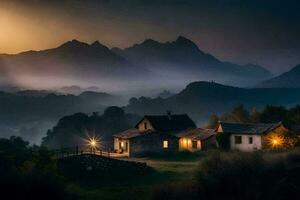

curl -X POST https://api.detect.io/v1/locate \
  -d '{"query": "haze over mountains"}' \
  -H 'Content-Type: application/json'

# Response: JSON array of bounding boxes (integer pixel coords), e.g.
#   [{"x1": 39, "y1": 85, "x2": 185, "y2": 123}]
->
[
  {"x1": 0, "y1": 36, "x2": 272, "y2": 95},
  {"x1": 113, "y1": 36, "x2": 272, "y2": 86},
  {"x1": 1, "y1": 36, "x2": 300, "y2": 143},
  {"x1": 2, "y1": 80, "x2": 300, "y2": 144},
  {"x1": 125, "y1": 81, "x2": 300, "y2": 125},
  {"x1": 0, "y1": 89, "x2": 121, "y2": 143}
]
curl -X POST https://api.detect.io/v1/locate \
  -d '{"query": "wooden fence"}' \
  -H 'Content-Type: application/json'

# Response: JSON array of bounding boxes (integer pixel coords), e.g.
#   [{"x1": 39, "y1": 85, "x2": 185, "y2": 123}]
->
[{"x1": 54, "y1": 146, "x2": 113, "y2": 159}]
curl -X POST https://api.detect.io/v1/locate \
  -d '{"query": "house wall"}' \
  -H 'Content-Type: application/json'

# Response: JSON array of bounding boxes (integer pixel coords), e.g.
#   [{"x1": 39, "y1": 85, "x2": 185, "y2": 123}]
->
[
  {"x1": 114, "y1": 137, "x2": 130, "y2": 153},
  {"x1": 201, "y1": 136, "x2": 216, "y2": 150},
  {"x1": 114, "y1": 137, "x2": 119, "y2": 150},
  {"x1": 137, "y1": 119, "x2": 154, "y2": 131},
  {"x1": 230, "y1": 134, "x2": 262, "y2": 151},
  {"x1": 129, "y1": 133, "x2": 178, "y2": 157}
]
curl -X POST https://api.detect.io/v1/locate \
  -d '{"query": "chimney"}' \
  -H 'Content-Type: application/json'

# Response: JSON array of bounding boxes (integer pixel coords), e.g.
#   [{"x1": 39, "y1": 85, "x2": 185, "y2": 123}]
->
[{"x1": 167, "y1": 110, "x2": 172, "y2": 120}]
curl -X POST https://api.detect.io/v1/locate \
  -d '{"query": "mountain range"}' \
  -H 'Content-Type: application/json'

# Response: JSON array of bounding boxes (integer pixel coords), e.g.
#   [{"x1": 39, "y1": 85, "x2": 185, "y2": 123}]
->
[
  {"x1": 125, "y1": 81, "x2": 300, "y2": 125},
  {"x1": 0, "y1": 89, "x2": 122, "y2": 143},
  {"x1": 0, "y1": 36, "x2": 272, "y2": 92},
  {"x1": 258, "y1": 64, "x2": 300, "y2": 88},
  {"x1": 113, "y1": 36, "x2": 272, "y2": 86},
  {"x1": 2, "y1": 80, "x2": 300, "y2": 143}
]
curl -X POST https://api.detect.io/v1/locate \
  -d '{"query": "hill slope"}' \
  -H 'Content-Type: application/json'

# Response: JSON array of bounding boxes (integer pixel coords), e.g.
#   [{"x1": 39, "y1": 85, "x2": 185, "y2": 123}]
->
[
  {"x1": 125, "y1": 81, "x2": 300, "y2": 124},
  {"x1": 258, "y1": 64, "x2": 300, "y2": 88},
  {"x1": 0, "y1": 90, "x2": 122, "y2": 143}
]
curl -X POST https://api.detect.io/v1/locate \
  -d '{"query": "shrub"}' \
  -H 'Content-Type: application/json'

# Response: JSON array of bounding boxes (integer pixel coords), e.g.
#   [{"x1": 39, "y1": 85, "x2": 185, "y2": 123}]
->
[
  {"x1": 0, "y1": 136, "x2": 77, "y2": 200},
  {"x1": 152, "y1": 151, "x2": 300, "y2": 200}
]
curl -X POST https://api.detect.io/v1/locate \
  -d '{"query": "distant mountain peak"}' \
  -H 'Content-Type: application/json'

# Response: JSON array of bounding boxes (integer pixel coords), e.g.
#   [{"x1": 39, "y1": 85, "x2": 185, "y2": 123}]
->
[
  {"x1": 90, "y1": 40, "x2": 110, "y2": 51},
  {"x1": 140, "y1": 39, "x2": 162, "y2": 47},
  {"x1": 176, "y1": 36, "x2": 192, "y2": 43},
  {"x1": 91, "y1": 40, "x2": 101, "y2": 46},
  {"x1": 71, "y1": 39, "x2": 80, "y2": 43},
  {"x1": 59, "y1": 39, "x2": 89, "y2": 49},
  {"x1": 90, "y1": 40, "x2": 109, "y2": 50},
  {"x1": 174, "y1": 36, "x2": 199, "y2": 50}
]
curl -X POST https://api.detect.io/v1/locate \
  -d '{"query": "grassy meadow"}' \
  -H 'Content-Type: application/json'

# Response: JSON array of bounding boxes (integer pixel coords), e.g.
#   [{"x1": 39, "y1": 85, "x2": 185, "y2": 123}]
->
[
  {"x1": 68, "y1": 149, "x2": 300, "y2": 200},
  {"x1": 1, "y1": 136, "x2": 299, "y2": 200}
]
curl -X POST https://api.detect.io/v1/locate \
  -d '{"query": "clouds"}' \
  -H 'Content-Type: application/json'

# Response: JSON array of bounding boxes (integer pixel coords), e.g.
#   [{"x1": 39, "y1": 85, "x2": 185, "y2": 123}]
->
[{"x1": 1, "y1": 0, "x2": 300, "y2": 73}]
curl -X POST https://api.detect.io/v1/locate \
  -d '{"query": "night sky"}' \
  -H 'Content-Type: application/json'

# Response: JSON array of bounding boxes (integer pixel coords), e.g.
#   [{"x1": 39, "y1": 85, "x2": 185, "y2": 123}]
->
[{"x1": 1, "y1": 0, "x2": 300, "y2": 74}]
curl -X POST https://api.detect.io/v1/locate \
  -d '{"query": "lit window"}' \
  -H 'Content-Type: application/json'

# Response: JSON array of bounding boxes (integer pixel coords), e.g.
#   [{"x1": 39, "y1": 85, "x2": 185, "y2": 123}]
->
[{"x1": 163, "y1": 140, "x2": 168, "y2": 148}]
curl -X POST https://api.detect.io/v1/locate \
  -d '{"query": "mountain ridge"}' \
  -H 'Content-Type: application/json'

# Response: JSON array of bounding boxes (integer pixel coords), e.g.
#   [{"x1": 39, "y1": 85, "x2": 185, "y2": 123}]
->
[
  {"x1": 0, "y1": 36, "x2": 272, "y2": 91},
  {"x1": 258, "y1": 64, "x2": 300, "y2": 88},
  {"x1": 125, "y1": 81, "x2": 300, "y2": 124},
  {"x1": 112, "y1": 36, "x2": 272, "y2": 86}
]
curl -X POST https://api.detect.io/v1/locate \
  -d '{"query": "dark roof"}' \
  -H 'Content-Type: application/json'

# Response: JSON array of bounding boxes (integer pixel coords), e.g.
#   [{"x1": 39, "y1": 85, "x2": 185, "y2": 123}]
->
[
  {"x1": 113, "y1": 128, "x2": 155, "y2": 139},
  {"x1": 136, "y1": 114, "x2": 196, "y2": 132},
  {"x1": 176, "y1": 128, "x2": 216, "y2": 140},
  {"x1": 287, "y1": 125, "x2": 300, "y2": 135},
  {"x1": 218, "y1": 122, "x2": 281, "y2": 135}
]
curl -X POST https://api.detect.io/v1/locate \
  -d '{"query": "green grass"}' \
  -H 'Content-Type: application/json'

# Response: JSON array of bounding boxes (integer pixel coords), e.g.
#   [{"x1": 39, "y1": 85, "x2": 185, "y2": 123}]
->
[
  {"x1": 64, "y1": 149, "x2": 300, "y2": 200},
  {"x1": 65, "y1": 152, "x2": 204, "y2": 200}
]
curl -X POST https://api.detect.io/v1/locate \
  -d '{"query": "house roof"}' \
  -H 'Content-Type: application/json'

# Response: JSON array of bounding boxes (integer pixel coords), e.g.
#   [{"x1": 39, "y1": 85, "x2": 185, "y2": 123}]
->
[
  {"x1": 286, "y1": 125, "x2": 300, "y2": 135},
  {"x1": 176, "y1": 128, "x2": 216, "y2": 140},
  {"x1": 136, "y1": 114, "x2": 196, "y2": 132},
  {"x1": 113, "y1": 128, "x2": 154, "y2": 139},
  {"x1": 218, "y1": 121, "x2": 282, "y2": 135}
]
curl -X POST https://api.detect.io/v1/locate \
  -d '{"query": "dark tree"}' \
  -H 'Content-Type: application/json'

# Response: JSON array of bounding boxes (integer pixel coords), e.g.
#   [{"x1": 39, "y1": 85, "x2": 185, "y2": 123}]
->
[
  {"x1": 207, "y1": 114, "x2": 219, "y2": 129},
  {"x1": 260, "y1": 105, "x2": 287, "y2": 123}
]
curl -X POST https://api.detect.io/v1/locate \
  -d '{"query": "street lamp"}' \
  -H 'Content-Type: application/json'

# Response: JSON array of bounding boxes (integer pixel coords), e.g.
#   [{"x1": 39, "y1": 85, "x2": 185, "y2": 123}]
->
[
  {"x1": 88, "y1": 137, "x2": 98, "y2": 154},
  {"x1": 82, "y1": 135, "x2": 101, "y2": 154},
  {"x1": 90, "y1": 139, "x2": 96, "y2": 148}
]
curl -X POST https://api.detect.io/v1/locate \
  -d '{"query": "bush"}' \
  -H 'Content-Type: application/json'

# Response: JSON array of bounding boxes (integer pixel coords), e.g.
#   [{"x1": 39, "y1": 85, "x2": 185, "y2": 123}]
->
[
  {"x1": 153, "y1": 151, "x2": 300, "y2": 200},
  {"x1": 0, "y1": 136, "x2": 77, "y2": 200}
]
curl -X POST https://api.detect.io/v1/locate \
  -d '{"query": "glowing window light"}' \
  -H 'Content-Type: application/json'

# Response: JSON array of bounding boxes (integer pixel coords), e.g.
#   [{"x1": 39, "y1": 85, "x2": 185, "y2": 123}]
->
[
  {"x1": 163, "y1": 140, "x2": 168, "y2": 148},
  {"x1": 183, "y1": 139, "x2": 187, "y2": 144},
  {"x1": 121, "y1": 141, "x2": 125, "y2": 148}
]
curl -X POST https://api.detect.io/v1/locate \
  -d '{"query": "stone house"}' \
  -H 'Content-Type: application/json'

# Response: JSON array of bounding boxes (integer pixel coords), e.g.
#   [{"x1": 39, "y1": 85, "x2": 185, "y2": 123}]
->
[
  {"x1": 113, "y1": 114, "x2": 196, "y2": 157},
  {"x1": 114, "y1": 114, "x2": 217, "y2": 157},
  {"x1": 216, "y1": 121, "x2": 294, "y2": 151}
]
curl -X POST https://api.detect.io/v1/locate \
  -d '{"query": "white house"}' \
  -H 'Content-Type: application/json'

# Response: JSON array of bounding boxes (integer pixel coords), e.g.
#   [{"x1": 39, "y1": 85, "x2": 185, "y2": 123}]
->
[{"x1": 216, "y1": 121, "x2": 289, "y2": 151}]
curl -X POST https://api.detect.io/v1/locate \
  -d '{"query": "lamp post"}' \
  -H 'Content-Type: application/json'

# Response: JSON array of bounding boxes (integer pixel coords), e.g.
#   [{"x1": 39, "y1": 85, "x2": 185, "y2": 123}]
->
[{"x1": 89, "y1": 138, "x2": 97, "y2": 154}]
